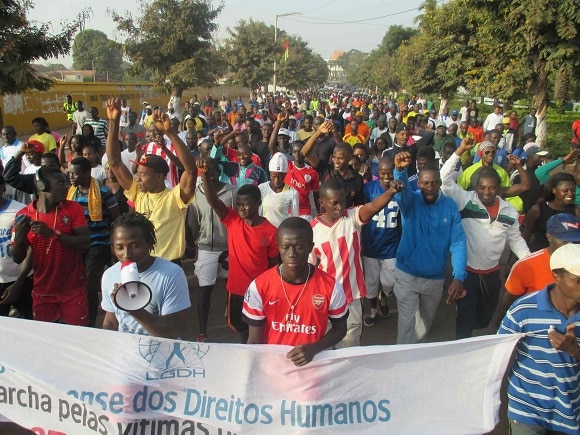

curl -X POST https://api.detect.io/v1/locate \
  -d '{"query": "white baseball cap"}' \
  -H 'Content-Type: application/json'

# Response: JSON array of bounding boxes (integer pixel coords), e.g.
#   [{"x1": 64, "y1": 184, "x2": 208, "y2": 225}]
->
[
  {"x1": 550, "y1": 244, "x2": 580, "y2": 275},
  {"x1": 268, "y1": 152, "x2": 288, "y2": 173}
]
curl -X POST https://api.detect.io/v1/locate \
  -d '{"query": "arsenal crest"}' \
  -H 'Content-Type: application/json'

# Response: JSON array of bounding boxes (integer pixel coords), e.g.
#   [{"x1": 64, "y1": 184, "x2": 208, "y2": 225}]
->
[
  {"x1": 312, "y1": 294, "x2": 324, "y2": 310},
  {"x1": 61, "y1": 215, "x2": 71, "y2": 225}
]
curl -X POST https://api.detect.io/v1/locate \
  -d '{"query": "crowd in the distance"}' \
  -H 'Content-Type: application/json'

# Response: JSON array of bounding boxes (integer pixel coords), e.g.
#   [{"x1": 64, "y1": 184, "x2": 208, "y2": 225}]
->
[{"x1": 1, "y1": 89, "x2": 579, "y2": 434}]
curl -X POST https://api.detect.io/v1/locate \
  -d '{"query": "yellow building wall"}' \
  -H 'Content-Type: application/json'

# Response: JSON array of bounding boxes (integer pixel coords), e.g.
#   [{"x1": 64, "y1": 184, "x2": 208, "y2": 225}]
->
[{"x1": 1, "y1": 82, "x2": 248, "y2": 136}]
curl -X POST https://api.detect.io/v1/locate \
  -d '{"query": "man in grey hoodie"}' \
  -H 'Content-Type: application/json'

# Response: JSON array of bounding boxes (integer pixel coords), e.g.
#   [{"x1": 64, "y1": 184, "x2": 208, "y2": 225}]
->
[{"x1": 186, "y1": 158, "x2": 236, "y2": 342}]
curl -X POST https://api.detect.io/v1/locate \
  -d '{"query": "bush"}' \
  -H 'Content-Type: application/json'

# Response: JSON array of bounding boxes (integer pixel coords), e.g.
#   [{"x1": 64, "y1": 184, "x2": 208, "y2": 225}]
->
[{"x1": 545, "y1": 111, "x2": 577, "y2": 157}]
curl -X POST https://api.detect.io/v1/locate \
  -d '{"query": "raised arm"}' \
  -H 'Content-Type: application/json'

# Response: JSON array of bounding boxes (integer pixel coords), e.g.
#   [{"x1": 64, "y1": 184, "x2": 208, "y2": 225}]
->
[
  {"x1": 106, "y1": 98, "x2": 135, "y2": 191},
  {"x1": 152, "y1": 109, "x2": 196, "y2": 203},
  {"x1": 3, "y1": 143, "x2": 35, "y2": 194},
  {"x1": 302, "y1": 120, "x2": 333, "y2": 168},
  {"x1": 269, "y1": 112, "x2": 288, "y2": 156},
  {"x1": 441, "y1": 138, "x2": 474, "y2": 204},
  {"x1": 58, "y1": 135, "x2": 68, "y2": 168},
  {"x1": 359, "y1": 179, "x2": 404, "y2": 223},
  {"x1": 503, "y1": 155, "x2": 531, "y2": 197},
  {"x1": 393, "y1": 152, "x2": 414, "y2": 215},
  {"x1": 198, "y1": 159, "x2": 228, "y2": 220}
]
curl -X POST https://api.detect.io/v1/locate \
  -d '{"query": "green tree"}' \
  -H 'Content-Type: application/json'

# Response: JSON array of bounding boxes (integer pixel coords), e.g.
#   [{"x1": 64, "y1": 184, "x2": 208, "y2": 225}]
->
[
  {"x1": 350, "y1": 25, "x2": 416, "y2": 92},
  {"x1": 46, "y1": 63, "x2": 68, "y2": 71},
  {"x1": 72, "y1": 29, "x2": 123, "y2": 80},
  {"x1": 378, "y1": 25, "x2": 418, "y2": 57},
  {"x1": 414, "y1": 0, "x2": 438, "y2": 26},
  {"x1": 0, "y1": 0, "x2": 89, "y2": 95},
  {"x1": 336, "y1": 49, "x2": 368, "y2": 83},
  {"x1": 222, "y1": 19, "x2": 279, "y2": 89},
  {"x1": 460, "y1": 0, "x2": 580, "y2": 146},
  {"x1": 111, "y1": 0, "x2": 223, "y2": 98},
  {"x1": 396, "y1": 1, "x2": 469, "y2": 110}
]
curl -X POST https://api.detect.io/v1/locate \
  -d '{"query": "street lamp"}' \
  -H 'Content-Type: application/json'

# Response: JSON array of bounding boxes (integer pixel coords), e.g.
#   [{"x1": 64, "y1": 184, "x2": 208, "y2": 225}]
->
[
  {"x1": 273, "y1": 11, "x2": 301, "y2": 94},
  {"x1": 91, "y1": 59, "x2": 96, "y2": 82}
]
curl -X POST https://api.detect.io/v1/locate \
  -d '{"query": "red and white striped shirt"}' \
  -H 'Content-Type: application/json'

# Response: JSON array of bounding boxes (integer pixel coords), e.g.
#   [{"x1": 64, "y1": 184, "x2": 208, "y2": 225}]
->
[
  {"x1": 144, "y1": 141, "x2": 179, "y2": 187},
  {"x1": 310, "y1": 207, "x2": 367, "y2": 302}
]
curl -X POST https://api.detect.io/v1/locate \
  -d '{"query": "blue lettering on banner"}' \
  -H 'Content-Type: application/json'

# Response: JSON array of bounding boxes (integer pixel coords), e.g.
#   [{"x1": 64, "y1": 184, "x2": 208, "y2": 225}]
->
[
  {"x1": 280, "y1": 399, "x2": 391, "y2": 427},
  {"x1": 138, "y1": 338, "x2": 209, "y2": 380}
]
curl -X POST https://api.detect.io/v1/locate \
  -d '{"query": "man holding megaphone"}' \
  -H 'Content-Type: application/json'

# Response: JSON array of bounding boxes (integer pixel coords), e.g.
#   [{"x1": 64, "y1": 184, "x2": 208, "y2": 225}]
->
[{"x1": 101, "y1": 212, "x2": 193, "y2": 339}]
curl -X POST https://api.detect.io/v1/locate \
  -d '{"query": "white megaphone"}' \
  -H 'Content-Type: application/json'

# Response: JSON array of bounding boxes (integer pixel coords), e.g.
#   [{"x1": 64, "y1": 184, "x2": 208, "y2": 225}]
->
[{"x1": 112, "y1": 261, "x2": 152, "y2": 311}]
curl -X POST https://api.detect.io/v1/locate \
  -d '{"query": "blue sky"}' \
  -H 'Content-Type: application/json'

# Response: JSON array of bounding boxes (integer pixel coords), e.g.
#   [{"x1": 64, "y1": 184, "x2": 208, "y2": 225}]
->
[{"x1": 27, "y1": 0, "x2": 425, "y2": 66}]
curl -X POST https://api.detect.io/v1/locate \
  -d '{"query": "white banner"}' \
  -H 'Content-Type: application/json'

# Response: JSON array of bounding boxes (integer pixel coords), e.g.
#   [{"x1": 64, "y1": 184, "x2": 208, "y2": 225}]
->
[{"x1": 0, "y1": 317, "x2": 520, "y2": 434}]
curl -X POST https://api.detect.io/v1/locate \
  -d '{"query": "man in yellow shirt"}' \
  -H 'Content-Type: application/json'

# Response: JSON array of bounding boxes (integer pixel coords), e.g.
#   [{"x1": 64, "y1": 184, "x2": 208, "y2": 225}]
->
[
  {"x1": 105, "y1": 98, "x2": 197, "y2": 263},
  {"x1": 29, "y1": 117, "x2": 56, "y2": 153}
]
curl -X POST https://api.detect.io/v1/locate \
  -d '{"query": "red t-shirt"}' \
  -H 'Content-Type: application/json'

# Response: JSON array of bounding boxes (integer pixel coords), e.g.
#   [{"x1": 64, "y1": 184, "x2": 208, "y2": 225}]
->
[
  {"x1": 243, "y1": 266, "x2": 348, "y2": 346},
  {"x1": 284, "y1": 162, "x2": 319, "y2": 216},
  {"x1": 572, "y1": 119, "x2": 580, "y2": 144},
  {"x1": 221, "y1": 208, "x2": 278, "y2": 296},
  {"x1": 468, "y1": 125, "x2": 484, "y2": 144},
  {"x1": 17, "y1": 200, "x2": 88, "y2": 296}
]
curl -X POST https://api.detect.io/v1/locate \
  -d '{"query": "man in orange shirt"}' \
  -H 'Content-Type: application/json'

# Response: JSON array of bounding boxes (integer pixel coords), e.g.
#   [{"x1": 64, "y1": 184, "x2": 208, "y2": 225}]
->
[
  {"x1": 489, "y1": 213, "x2": 580, "y2": 331},
  {"x1": 467, "y1": 117, "x2": 484, "y2": 144},
  {"x1": 344, "y1": 112, "x2": 370, "y2": 144},
  {"x1": 342, "y1": 117, "x2": 367, "y2": 146}
]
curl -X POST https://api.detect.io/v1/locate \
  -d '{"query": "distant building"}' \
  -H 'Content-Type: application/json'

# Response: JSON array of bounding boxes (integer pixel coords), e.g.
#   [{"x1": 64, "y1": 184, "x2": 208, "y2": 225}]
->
[
  {"x1": 327, "y1": 51, "x2": 346, "y2": 84},
  {"x1": 45, "y1": 70, "x2": 93, "y2": 82}
]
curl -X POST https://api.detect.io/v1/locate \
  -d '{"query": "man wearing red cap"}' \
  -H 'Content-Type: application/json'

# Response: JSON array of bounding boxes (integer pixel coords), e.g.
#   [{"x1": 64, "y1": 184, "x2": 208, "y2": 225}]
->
[{"x1": 105, "y1": 98, "x2": 197, "y2": 263}]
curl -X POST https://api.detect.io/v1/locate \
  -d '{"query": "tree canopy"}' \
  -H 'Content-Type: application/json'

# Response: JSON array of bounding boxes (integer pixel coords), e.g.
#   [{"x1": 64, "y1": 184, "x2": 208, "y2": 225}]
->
[
  {"x1": 0, "y1": 0, "x2": 89, "y2": 95},
  {"x1": 393, "y1": 0, "x2": 580, "y2": 144},
  {"x1": 221, "y1": 19, "x2": 279, "y2": 89},
  {"x1": 111, "y1": 0, "x2": 222, "y2": 96},
  {"x1": 72, "y1": 29, "x2": 123, "y2": 81},
  {"x1": 222, "y1": 19, "x2": 328, "y2": 91}
]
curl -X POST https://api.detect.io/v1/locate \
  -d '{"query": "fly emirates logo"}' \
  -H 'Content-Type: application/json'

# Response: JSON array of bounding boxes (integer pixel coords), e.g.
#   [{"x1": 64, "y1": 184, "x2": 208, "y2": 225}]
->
[{"x1": 271, "y1": 313, "x2": 317, "y2": 334}]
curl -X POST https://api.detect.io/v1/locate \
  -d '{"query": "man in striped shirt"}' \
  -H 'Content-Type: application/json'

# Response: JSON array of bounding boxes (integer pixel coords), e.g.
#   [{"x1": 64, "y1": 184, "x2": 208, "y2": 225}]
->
[
  {"x1": 310, "y1": 178, "x2": 404, "y2": 348},
  {"x1": 86, "y1": 107, "x2": 109, "y2": 150},
  {"x1": 68, "y1": 157, "x2": 119, "y2": 327},
  {"x1": 499, "y1": 243, "x2": 580, "y2": 435}
]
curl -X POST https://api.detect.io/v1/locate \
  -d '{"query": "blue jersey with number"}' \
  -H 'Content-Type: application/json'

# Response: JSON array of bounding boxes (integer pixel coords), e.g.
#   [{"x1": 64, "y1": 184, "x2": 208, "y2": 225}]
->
[{"x1": 361, "y1": 180, "x2": 399, "y2": 259}]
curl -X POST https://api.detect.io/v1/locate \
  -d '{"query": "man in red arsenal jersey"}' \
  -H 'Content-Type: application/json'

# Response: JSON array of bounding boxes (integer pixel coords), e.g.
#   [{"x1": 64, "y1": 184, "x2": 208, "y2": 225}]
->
[
  {"x1": 12, "y1": 166, "x2": 90, "y2": 325},
  {"x1": 243, "y1": 217, "x2": 348, "y2": 366}
]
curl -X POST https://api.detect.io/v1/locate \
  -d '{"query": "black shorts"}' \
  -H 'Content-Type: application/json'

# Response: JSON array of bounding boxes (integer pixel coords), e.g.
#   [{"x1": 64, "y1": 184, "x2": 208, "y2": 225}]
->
[
  {"x1": 227, "y1": 292, "x2": 248, "y2": 334},
  {"x1": 0, "y1": 276, "x2": 33, "y2": 319}
]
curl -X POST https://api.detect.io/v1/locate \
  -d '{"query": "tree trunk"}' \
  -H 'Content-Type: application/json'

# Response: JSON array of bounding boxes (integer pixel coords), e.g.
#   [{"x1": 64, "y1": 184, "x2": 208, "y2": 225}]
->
[
  {"x1": 170, "y1": 88, "x2": 183, "y2": 112},
  {"x1": 554, "y1": 66, "x2": 569, "y2": 115},
  {"x1": 531, "y1": 64, "x2": 549, "y2": 148},
  {"x1": 439, "y1": 91, "x2": 449, "y2": 113}
]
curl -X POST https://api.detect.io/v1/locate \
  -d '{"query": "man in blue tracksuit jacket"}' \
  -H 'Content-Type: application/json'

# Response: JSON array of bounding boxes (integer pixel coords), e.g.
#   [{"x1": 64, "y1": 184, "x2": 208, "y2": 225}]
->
[{"x1": 393, "y1": 151, "x2": 467, "y2": 344}]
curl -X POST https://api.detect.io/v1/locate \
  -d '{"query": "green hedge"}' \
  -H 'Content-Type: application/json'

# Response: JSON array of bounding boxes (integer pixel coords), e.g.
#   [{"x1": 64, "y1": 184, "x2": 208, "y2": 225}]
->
[{"x1": 545, "y1": 112, "x2": 577, "y2": 157}]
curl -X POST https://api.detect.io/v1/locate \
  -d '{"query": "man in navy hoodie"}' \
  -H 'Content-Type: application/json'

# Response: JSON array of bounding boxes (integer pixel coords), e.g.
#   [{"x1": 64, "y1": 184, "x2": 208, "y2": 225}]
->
[{"x1": 393, "y1": 152, "x2": 467, "y2": 344}]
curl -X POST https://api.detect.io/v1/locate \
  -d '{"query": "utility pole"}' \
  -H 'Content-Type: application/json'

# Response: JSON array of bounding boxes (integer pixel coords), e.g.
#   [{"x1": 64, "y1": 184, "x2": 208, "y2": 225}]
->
[{"x1": 273, "y1": 12, "x2": 301, "y2": 94}]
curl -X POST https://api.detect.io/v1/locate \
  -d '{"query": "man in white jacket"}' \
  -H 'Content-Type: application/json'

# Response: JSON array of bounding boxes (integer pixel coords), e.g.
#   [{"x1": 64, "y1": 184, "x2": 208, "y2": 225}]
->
[{"x1": 440, "y1": 138, "x2": 530, "y2": 339}]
